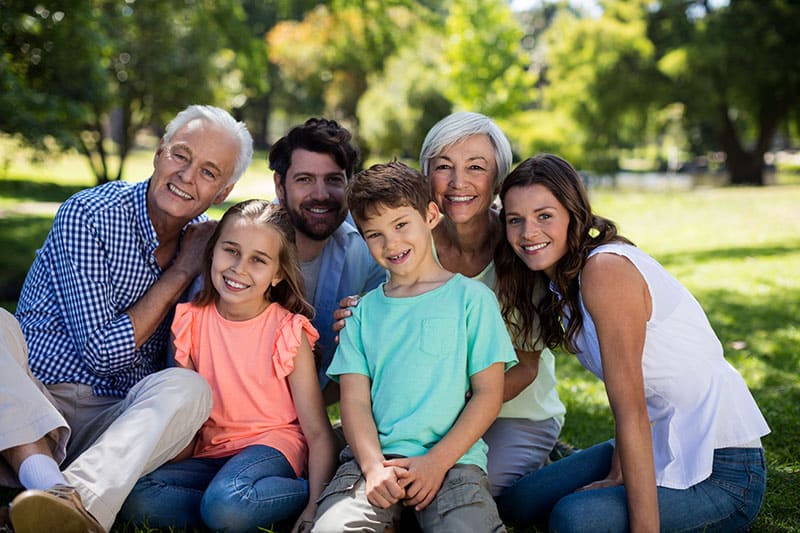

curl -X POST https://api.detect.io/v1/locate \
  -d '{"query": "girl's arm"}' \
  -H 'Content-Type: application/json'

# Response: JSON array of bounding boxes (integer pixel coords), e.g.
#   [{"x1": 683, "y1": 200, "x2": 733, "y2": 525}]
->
[
  {"x1": 340, "y1": 373, "x2": 408, "y2": 509},
  {"x1": 384, "y1": 361, "x2": 505, "y2": 511},
  {"x1": 288, "y1": 333, "x2": 339, "y2": 532},
  {"x1": 502, "y1": 349, "x2": 540, "y2": 402},
  {"x1": 581, "y1": 253, "x2": 659, "y2": 533}
]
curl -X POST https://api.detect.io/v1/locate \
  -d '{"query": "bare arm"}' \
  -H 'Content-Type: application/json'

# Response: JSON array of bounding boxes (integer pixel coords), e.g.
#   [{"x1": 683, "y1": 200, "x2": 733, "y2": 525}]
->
[
  {"x1": 385, "y1": 362, "x2": 505, "y2": 510},
  {"x1": 582, "y1": 253, "x2": 658, "y2": 533},
  {"x1": 502, "y1": 349, "x2": 540, "y2": 402},
  {"x1": 127, "y1": 221, "x2": 217, "y2": 349},
  {"x1": 340, "y1": 373, "x2": 407, "y2": 508},
  {"x1": 289, "y1": 333, "x2": 339, "y2": 532}
]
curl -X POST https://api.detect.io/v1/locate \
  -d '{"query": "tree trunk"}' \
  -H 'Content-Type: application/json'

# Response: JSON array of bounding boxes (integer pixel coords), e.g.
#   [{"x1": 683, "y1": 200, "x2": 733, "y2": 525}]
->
[
  {"x1": 726, "y1": 149, "x2": 764, "y2": 186},
  {"x1": 716, "y1": 102, "x2": 781, "y2": 186},
  {"x1": 716, "y1": 104, "x2": 763, "y2": 185}
]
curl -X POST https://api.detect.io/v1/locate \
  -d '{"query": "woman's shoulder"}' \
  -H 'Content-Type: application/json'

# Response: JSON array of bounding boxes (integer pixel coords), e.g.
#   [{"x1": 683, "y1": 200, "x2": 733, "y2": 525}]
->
[{"x1": 582, "y1": 246, "x2": 646, "y2": 292}]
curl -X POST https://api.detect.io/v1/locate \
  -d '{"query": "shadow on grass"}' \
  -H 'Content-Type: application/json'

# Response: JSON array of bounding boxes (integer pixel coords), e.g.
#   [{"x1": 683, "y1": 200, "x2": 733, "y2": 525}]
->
[
  {"x1": 0, "y1": 177, "x2": 87, "y2": 203},
  {"x1": 657, "y1": 244, "x2": 800, "y2": 268}
]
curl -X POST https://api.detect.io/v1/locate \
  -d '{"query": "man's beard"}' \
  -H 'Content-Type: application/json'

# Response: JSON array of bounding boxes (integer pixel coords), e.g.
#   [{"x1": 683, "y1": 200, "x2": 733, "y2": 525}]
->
[{"x1": 285, "y1": 200, "x2": 347, "y2": 241}]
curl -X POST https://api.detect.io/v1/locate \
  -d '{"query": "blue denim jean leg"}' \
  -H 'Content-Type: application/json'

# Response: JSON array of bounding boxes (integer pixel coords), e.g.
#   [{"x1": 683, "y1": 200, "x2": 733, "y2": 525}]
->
[
  {"x1": 498, "y1": 443, "x2": 765, "y2": 533},
  {"x1": 495, "y1": 439, "x2": 615, "y2": 527},
  {"x1": 201, "y1": 444, "x2": 309, "y2": 531},
  {"x1": 119, "y1": 444, "x2": 309, "y2": 532}
]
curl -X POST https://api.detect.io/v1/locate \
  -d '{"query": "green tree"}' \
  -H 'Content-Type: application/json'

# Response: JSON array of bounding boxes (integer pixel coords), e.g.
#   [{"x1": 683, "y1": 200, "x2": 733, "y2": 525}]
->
[
  {"x1": 268, "y1": 1, "x2": 430, "y2": 128},
  {"x1": 226, "y1": 0, "x2": 323, "y2": 148},
  {"x1": 1, "y1": 0, "x2": 249, "y2": 185},
  {"x1": 651, "y1": 0, "x2": 800, "y2": 184},
  {"x1": 357, "y1": 28, "x2": 452, "y2": 163},
  {"x1": 541, "y1": 0, "x2": 663, "y2": 171},
  {"x1": 1, "y1": 1, "x2": 108, "y2": 155},
  {"x1": 443, "y1": 0, "x2": 535, "y2": 119}
]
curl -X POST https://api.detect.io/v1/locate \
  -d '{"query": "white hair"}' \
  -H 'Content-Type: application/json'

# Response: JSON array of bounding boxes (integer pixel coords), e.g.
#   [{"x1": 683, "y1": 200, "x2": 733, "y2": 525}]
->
[
  {"x1": 419, "y1": 111, "x2": 513, "y2": 193},
  {"x1": 163, "y1": 105, "x2": 254, "y2": 185}
]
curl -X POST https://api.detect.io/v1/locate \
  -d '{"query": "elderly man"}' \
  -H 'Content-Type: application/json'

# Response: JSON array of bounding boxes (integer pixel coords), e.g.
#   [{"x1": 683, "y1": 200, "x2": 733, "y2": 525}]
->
[
  {"x1": 1, "y1": 105, "x2": 253, "y2": 532},
  {"x1": 269, "y1": 118, "x2": 385, "y2": 403}
]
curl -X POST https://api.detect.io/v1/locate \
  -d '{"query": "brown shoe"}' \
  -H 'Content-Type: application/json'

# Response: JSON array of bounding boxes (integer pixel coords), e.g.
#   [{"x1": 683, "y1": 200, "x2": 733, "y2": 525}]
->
[{"x1": 9, "y1": 485, "x2": 104, "y2": 533}]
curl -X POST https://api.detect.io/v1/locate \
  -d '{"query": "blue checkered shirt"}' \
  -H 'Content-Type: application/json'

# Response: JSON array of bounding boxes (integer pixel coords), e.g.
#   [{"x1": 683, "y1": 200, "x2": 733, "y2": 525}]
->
[{"x1": 16, "y1": 179, "x2": 206, "y2": 397}]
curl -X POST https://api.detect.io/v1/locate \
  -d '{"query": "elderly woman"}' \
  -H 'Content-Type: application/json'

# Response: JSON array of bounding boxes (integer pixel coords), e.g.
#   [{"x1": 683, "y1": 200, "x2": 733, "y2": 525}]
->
[{"x1": 419, "y1": 112, "x2": 565, "y2": 496}]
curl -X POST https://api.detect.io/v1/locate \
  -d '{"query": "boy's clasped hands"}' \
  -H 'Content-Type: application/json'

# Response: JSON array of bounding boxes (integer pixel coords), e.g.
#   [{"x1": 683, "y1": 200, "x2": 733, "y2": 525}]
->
[{"x1": 364, "y1": 455, "x2": 448, "y2": 511}]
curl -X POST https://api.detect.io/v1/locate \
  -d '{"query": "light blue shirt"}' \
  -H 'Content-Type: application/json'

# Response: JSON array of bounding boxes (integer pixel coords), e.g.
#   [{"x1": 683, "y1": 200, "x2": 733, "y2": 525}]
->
[{"x1": 311, "y1": 220, "x2": 385, "y2": 386}]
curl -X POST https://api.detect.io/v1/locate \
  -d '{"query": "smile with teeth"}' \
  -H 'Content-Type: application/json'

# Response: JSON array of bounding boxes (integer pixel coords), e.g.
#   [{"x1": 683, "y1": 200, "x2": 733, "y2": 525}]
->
[
  {"x1": 306, "y1": 207, "x2": 332, "y2": 214},
  {"x1": 387, "y1": 249, "x2": 410, "y2": 262},
  {"x1": 168, "y1": 183, "x2": 194, "y2": 200},
  {"x1": 224, "y1": 276, "x2": 249, "y2": 290},
  {"x1": 522, "y1": 242, "x2": 549, "y2": 253},
  {"x1": 446, "y1": 195, "x2": 476, "y2": 203}
]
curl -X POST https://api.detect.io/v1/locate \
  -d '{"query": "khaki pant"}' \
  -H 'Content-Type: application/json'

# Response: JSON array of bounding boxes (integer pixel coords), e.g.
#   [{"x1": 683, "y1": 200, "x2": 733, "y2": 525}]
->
[
  {"x1": 311, "y1": 459, "x2": 507, "y2": 533},
  {"x1": 0, "y1": 308, "x2": 212, "y2": 530}
]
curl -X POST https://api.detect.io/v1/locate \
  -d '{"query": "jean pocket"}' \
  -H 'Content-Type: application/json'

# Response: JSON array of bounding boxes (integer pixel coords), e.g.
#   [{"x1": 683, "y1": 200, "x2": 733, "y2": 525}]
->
[
  {"x1": 316, "y1": 460, "x2": 362, "y2": 504},
  {"x1": 420, "y1": 318, "x2": 458, "y2": 358},
  {"x1": 706, "y1": 452, "x2": 753, "y2": 499}
]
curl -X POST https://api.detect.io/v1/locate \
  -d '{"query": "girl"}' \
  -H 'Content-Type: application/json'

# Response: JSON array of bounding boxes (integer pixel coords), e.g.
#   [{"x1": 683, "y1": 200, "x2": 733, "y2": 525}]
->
[
  {"x1": 493, "y1": 154, "x2": 769, "y2": 532},
  {"x1": 120, "y1": 200, "x2": 337, "y2": 533}
]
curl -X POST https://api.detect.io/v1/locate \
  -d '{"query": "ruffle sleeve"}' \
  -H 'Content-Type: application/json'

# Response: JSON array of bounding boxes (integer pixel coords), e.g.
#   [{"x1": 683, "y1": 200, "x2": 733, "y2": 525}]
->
[
  {"x1": 171, "y1": 302, "x2": 197, "y2": 368},
  {"x1": 272, "y1": 312, "x2": 320, "y2": 379}
]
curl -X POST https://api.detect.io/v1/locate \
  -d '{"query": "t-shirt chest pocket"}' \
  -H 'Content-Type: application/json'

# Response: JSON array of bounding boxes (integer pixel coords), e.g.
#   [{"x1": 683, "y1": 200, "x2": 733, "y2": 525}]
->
[{"x1": 419, "y1": 318, "x2": 458, "y2": 358}]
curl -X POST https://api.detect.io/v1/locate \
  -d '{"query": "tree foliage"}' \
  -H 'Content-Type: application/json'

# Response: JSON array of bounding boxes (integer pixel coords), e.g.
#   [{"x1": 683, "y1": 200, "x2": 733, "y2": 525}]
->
[
  {"x1": 650, "y1": 0, "x2": 800, "y2": 184},
  {"x1": 442, "y1": 0, "x2": 535, "y2": 119},
  {"x1": 1, "y1": 1, "x2": 108, "y2": 154},
  {"x1": 1, "y1": 0, "x2": 255, "y2": 184},
  {"x1": 356, "y1": 28, "x2": 452, "y2": 163},
  {"x1": 3, "y1": 0, "x2": 799, "y2": 185},
  {"x1": 268, "y1": 1, "x2": 424, "y2": 129},
  {"x1": 539, "y1": 0, "x2": 664, "y2": 171}
]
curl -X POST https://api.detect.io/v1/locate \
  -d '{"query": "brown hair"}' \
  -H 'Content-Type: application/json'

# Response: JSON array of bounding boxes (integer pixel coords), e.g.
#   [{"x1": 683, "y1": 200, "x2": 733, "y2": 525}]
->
[
  {"x1": 347, "y1": 161, "x2": 432, "y2": 230},
  {"x1": 494, "y1": 154, "x2": 632, "y2": 352},
  {"x1": 195, "y1": 199, "x2": 314, "y2": 319},
  {"x1": 268, "y1": 118, "x2": 359, "y2": 183}
]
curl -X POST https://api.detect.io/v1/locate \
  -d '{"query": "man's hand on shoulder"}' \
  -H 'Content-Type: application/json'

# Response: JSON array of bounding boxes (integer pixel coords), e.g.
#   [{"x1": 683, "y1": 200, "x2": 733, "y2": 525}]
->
[
  {"x1": 172, "y1": 221, "x2": 218, "y2": 279},
  {"x1": 332, "y1": 294, "x2": 360, "y2": 343}
]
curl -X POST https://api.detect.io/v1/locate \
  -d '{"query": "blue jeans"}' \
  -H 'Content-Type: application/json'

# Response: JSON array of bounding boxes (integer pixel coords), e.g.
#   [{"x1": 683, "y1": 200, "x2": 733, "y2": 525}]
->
[
  {"x1": 119, "y1": 444, "x2": 309, "y2": 532},
  {"x1": 496, "y1": 441, "x2": 766, "y2": 532}
]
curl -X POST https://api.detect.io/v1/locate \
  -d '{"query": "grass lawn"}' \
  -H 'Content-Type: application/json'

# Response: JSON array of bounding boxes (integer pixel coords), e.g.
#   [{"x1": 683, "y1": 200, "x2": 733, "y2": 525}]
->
[{"x1": 1, "y1": 145, "x2": 798, "y2": 531}]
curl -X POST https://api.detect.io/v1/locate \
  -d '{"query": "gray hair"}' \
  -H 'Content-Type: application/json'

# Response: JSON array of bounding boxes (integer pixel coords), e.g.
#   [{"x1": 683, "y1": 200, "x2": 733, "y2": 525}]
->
[
  {"x1": 419, "y1": 111, "x2": 512, "y2": 193},
  {"x1": 163, "y1": 105, "x2": 254, "y2": 185}
]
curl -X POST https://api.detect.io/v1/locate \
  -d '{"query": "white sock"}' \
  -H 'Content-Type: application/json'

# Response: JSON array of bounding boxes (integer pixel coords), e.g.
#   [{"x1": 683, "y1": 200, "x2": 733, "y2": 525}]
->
[{"x1": 17, "y1": 454, "x2": 67, "y2": 491}]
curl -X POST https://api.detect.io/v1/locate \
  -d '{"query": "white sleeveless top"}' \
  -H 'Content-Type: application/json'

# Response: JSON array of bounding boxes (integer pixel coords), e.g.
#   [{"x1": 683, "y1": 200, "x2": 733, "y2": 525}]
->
[{"x1": 560, "y1": 242, "x2": 769, "y2": 489}]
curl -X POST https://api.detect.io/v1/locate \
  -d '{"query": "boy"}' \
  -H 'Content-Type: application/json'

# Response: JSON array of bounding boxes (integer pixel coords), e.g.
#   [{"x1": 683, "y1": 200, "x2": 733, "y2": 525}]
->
[{"x1": 311, "y1": 162, "x2": 516, "y2": 532}]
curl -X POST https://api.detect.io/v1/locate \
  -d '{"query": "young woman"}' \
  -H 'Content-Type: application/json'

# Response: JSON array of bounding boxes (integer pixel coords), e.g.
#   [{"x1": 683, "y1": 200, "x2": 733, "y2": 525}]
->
[
  {"x1": 493, "y1": 154, "x2": 769, "y2": 532},
  {"x1": 120, "y1": 200, "x2": 337, "y2": 533}
]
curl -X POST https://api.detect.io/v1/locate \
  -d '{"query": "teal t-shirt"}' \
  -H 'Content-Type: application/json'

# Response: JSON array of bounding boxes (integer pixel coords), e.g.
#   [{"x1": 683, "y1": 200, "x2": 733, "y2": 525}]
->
[{"x1": 327, "y1": 274, "x2": 517, "y2": 471}]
